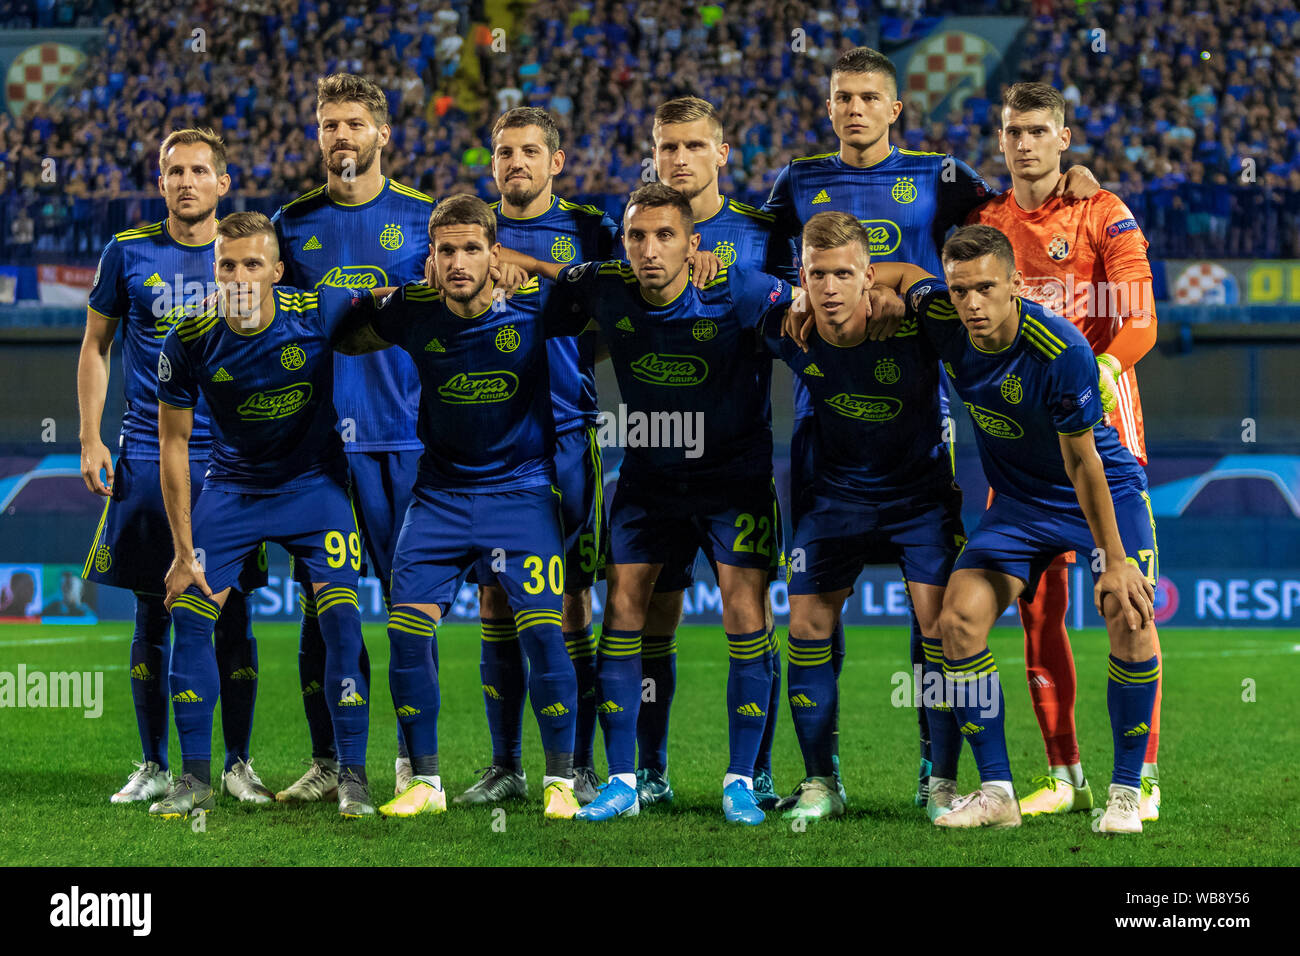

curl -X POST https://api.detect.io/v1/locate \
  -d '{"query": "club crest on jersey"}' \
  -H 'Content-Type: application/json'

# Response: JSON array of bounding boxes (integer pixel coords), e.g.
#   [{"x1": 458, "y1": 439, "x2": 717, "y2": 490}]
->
[
  {"x1": 437, "y1": 370, "x2": 519, "y2": 404},
  {"x1": 157, "y1": 353, "x2": 172, "y2": 382},
  {"x1": 565, "y1": 261, "x2": 592, "y2": 282},
  {"x1": 280, "y1": 344, "x2": 307, "y2": 371},
  {"x1": 630, "y1": 353, "x2": 709, "y2": 386},
  {"x1": 712, "y1": 240, "x2": 737, "y2": 267},
  {"x1": 964, "y1": 402, "x2": 1024, "y2": 439},
  {"x1": 692, "y1": 318, "x2": 717, "y2": 342},
  {"x1": 550, "y1": 236, "x2": 576, "y2": 262},
  {"x1": 94, "y1": 544, "x2": 111, "y2": 573},
  {"x1": 874, "y1": 357, "x2": 901, "y2": 385},
  {"x1": 1000, "y1": 374, "x2": 1023, "y2": 405},
  {"x1": 238, "y1": 382, "x2": 313, "y2": 420},
  {"x1": 858, "y1": 219, "x2": 902, "y2": 257},
  {"x1": 494, "y1": 325, "x2": 520, "y2": 353},
  {"x1": 1047, "y1": 235, "x2": 1070, "y2": 260},
  {"x1": 379, "y1": 223, "x2": 404, "y2": 250},
  {"x1": 891, "y1": 176, "x2": 917, "y2": 204},
  {"x1": 315, "y1": 265, "x2": 388, "y2": 290},
  {"x1": 825, "y1": 392, "x2": 903, "y2": 422}
]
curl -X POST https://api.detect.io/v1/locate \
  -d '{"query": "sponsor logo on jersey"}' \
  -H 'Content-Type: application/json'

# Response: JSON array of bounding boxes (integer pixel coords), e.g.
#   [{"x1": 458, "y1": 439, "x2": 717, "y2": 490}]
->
[
  {"x1": 424, "y1": 337, "x2": 446, "y2": 352},
  {"x1": 378, "y1": 222, "x2": 404, "y2": 250},
  {"x1": 550, "y1": 235, "x2": 575, "y2": 262},
  {"x1": 494, "y1": 325, "x2": 520, "y2": 353},
  {"x1": 874, "y1": 357, "x2": 901, "y2": 384},
  {"x1": 303, "y1": 235, "x2": 322, "y2": 251},
  {"x1": 1000, "y1": 373, "x2": 1023, "y2": 405},
  {"x1": 157, "y1": 353, "x2": 172, "y2": 382},
  {"x1": 964, "y1": 402, "x2": 1024, "y2": 439},
  {"x1": 811, "y1": 188, "x2": 830, "y2": 204},
  {"x1": 314, "y1": 265, "x2": 389, "y2": 290},
  {"x1": 212, "y1": 367, "x2": 233, "y2": 382},
  {"x1": 858, "y1": 219, "x2": 902, "y2": 257},
  {"x1": 280, "y1": 344, "x2": 306, "y2": 371},
  {"x1": 1106, "y1": 218, "x2": 1138, "y2": 237},
  {"x1": 1018, "y1": 276, "x2": 1068, "y2": 313},
  {"x1": 891, "y1": 176, "x2": 916, "y2": 204},
  {"x1": 615, "y1": 316, "x2": 635, "y2": 332},
  {"x1": 437, "y1": 370, "x2": 519, "y2": 404},
  {"x1": 712, "y1": 240, "x2": 737, "y2": 267},
  {"x1": 824, "y1": 392, "x2": 903, "y2": 422},
  {"x1": 691, "y1": 318, "x2": 717, "y2": 342},
  {"x1": 237, "y1": 382, "x2": 313, "y2": 420},
  {"x1": 803, "y1": 362, "x2": 824, "y2": 377},
  {"x1": 629, "y1": 352, "x2": 709, "y2": 386}
]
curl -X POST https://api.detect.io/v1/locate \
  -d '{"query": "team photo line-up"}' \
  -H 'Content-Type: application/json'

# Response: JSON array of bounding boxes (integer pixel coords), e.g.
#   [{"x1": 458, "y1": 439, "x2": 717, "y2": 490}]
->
[{"x1": 77, "y1": 46, "x2": 1162, "y2": 832}]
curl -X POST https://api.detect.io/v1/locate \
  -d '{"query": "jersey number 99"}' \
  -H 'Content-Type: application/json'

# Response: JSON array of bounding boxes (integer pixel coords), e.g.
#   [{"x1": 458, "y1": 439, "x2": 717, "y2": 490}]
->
[{"x1": 325, "y1": 531, "x2": 362, "y2": 570}]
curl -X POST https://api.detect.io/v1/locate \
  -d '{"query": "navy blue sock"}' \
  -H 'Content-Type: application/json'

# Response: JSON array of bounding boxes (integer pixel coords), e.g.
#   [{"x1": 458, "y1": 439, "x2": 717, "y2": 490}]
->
[
  {"x1": 636, "y1": 632, "x2": 677, "y2": 773},
  {"x1": 830, "y1": 616, "x2": 845, "y2": 760},
  {"x1": 168, "y1": 590, "x2": 222, "y2": 784},
  {"x1": 786, "y1": 633, "x2": 836, "y2": 778},
  {"x1": 213, "y1": 590, "x2": 257, "y2": 772},
  {"x1": 595, "y1": 627, "x2": 642, "y2": 776},
  {"x1": 129, "y1": 593, "x2": 171, "y2": 769},
  {"x1": 755, "y1": 626, "x2": 780, "y2": 776},
  {"x1": 945, "y1": 648, "x2": 1011, "y2": 783},
  {"x1": 480, "y1": 618, "x2": 527, "y2": 772},
  {"x1": 921, "y1": 637, "x2": 961, "y2": 779},
  {"x1": 314, "y1": 585, "x2": 368, "y2": 768},
  {"x1": 388, "y1": 608, "x2": 440, "y2": 760},
  {"x1": 1108, "y1": 654, "x2": 1160, "y2": 788},
  {"x1": 909, "y1": 613, "x2": 932, "y2": 766},
  {"x1": 515, "y1": 609, "x2": 577, "y2": 767},
  {"x1": 726, "y1": 628, "x2": 772, "y2": 778},
  {"x1": 565, "y1": 625, "x2": 599, "y2": 767},
  {"x1": 297, "y1": 592, "x2": 336, "y2": 761}
]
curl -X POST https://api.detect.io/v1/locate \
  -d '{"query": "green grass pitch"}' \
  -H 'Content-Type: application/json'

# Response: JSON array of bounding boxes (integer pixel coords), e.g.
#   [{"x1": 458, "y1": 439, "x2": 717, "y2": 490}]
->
[{"x1": 1, "y1": 622, "x2": 1296, "y2": 866}]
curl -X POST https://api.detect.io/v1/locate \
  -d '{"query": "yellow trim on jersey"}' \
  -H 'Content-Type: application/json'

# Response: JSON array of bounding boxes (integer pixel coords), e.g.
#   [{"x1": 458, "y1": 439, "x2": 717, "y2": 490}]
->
[
  {"x1": 498, "y1": 195, "x2": 557, "y2": 221},
  {"x1": 693, "y1": 194, "x2": 727, "y2": 225},
  {"x1": 558, "y1": 197, "x2": 606, "y2": 218},
  {"x1": 726, "y1": 198, "x2": 775, "y2": 222},
  {"x1": 511, "y1": 275, "x2": 541, "y2": 296},
  {"x1": 597, "y1": 261, "x2": 638, "y2": 283},
  {"x1": 639, "y1": 273, "x2": 691, "y2": 308},
  {"x1": 1022, "y1": 316, "x2": 1067, "y2": 353},
  {"x1": 791, "y1": 150, "x2": 839, "y2": 163},
  {"x1": 177, "y1": 307, "x2": 221, "y2": 342},
  {"x1": 405, "y1": 284, "x2": 444, "y2": 303},
  {"x1": 278, "y1": 185, "x2": 328, "y2": 213},
  {"x1": 113, "y1": 221, "x2": 164, "y2": 242},
  {"x1": 164, "y1": 219, "x2": 217, "y2": 249},
  {"x1": 897, "y1": 147, "x2": 946, "y2": 157},
  {"x1": 87, "y1": 305, "x2": 121, "y2": 324},
  {"x1": 229, "y1": 295, "x2": 280, "y2": 337},
  {"x1": 330, "y1": 176, "x2": 387, "y2": 207},
  {"x1": 388, "y1": 180, "x2": 435, "y2": 204},
  {"x1": 1057, "y1": 417, "x2": 1103, "y2": 437}
]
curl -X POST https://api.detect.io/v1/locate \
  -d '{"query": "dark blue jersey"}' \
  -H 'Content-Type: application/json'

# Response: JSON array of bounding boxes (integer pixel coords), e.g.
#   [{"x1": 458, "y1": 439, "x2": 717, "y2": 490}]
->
[
  {"x1": 693, "y1": 195, "x2": 797, "y2": 284},
  {"x1": 361, "y1": 278, "x2": 570, "y2": 493},
  {"x1": 918, "y1": 284, "x2": 1148, "y2": 510},
  {"x1": 762, "y1": 147, "x2": 992, "y2": 418},
  {"x1": 156, "y1": 287, "x2": 360, "y2": 493},
  {"x1": 88, "y1": 220, "x2": 220, "y2": 460},
  {"x1": 272, "y1": 177, "x2": 434, "y2": 452},
  {"x1": 552, "y1": 261, "x2": 792, "y2": 482},
  {"x1": 762, "y1": 281, "x2": 954, "y2": 502},
  {"x1": 490, "y1": 195, "x2": 619, "y2": 434}
]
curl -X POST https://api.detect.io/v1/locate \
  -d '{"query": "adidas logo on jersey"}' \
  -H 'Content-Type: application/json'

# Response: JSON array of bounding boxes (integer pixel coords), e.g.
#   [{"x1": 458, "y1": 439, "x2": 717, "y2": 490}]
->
[
  {"x1": 212, "y1": 367, "x2": 233, "y2": 382},
  {"x1": 736, "y1": 702, "x2": 765, "y2": 717},
  {"x1": 143, "y1": 273, "x2": 163, "y2": 287},
  {"x1": 788, "y1": 693, "x2": 817, "y2": 708},
  {"x1": 338, "y1": 691, "x2": 366, "y2": 706},
  {"x1": 301, "y1": 680, "x2": 322, "y2": 697},
  {"x1": 228, "y1": 666, "x2": 257, "y2": 680},
  {"x1": 615, "y1": 316, "x2": 635, "y2": 332},
  {"x1": 804, "y1": 362, "x2": 824, "y2": 377},
  {"x1": 303, "y1": 235, "x2": 322, "y2": 251},
  {"x1": 130, "y1": 663, "x2": 153, "y2": 681},
  {"x1": 482, "y1": 684, "x2": 502, "y2": 700},
  {"x1": 540, "y1": 702, "x2": 570, "y2": 717},
  {"x1": 596, "y1": 700, "x2": 624, "y2": 714},
  {"x1": 811, "y1": 189, "x2": 830, "y2": 204},
  {"x1": 424, "y1": 337, "x2": 446, "y2": 352},
  {"x1": 1124, "y1": 721, "x2": 1150, "y2": 737},
  {"x1": 395, "y1": 704, "x2": 420, "y2": 717},
  {"x1": 171, "y1": 689, "x2": 202, "y2": 703}
]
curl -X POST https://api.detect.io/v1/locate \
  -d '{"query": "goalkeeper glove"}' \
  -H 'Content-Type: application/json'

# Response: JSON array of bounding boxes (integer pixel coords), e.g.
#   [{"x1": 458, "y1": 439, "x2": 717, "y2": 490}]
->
[{"x1": 1097, "y1": 352, "x2": 1121, "y2": 414}]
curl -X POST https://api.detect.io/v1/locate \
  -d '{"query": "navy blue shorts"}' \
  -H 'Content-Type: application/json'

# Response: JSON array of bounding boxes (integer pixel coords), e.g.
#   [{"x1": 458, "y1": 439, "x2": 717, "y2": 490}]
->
[
  {"x1": 787, "y1": 483, "x2": 965, "y2": 595},
  {"x1": 553, "y1": 426, "x2": 606, "y2": 591},
  {"x1": 346, "y1": 448, "x2": 420, "y2": 588},
  {"x1": 191, "y1": 473, "x2": 361, "y2": 594},
  {"x1": 954, "y1": 489, "x2": 1158, "y2": 602},
  {"x1": 392, "y1": 483, "x2": 566, "y2": 617},
  {"x1": 609, "y1": 471, "x2": 782, "y2": 581},
  {"x1": 82, "y1": 456, "x2": 267, "y2": 595}
]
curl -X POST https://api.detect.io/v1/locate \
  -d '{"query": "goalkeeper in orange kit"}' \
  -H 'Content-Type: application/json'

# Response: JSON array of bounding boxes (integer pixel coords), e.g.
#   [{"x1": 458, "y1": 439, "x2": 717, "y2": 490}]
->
[{"x1": 968, "y1": 82, "x2": 1162, "y2": 822}]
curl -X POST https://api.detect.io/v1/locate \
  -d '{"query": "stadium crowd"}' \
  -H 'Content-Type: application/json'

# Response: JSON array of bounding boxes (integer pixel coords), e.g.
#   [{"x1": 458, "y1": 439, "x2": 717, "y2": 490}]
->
[{"x1": 1, "y1": 0, "x2": 1298, "y2": 261}]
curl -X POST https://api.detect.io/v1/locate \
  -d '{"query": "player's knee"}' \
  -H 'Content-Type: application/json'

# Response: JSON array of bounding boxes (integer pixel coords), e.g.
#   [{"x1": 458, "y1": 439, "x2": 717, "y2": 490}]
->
[
  {"x1": 561, "y1": 589, "x2": 591, "y2": 631},
  {"x1": 938, "y1": 604, "x2": 983, "y2": 656},
  {"x1": 479, "y1": 584, "x2": 511, "y2": 619},
  {"x1": 645, "y1": 590, "x2": 683, "y2": 634}
]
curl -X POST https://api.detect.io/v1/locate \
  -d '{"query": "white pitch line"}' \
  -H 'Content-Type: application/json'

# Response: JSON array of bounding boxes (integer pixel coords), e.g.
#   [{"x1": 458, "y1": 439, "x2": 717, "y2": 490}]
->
[{"x1": 0, "y1": 633, "x2": 125, "y2": 648}]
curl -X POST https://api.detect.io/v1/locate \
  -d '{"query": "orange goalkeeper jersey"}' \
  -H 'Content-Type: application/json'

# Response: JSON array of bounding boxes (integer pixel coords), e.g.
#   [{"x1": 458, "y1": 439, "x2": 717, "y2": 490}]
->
[{"x1": 968, "y1": 188, "x2": 1155, "y2": 464}]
